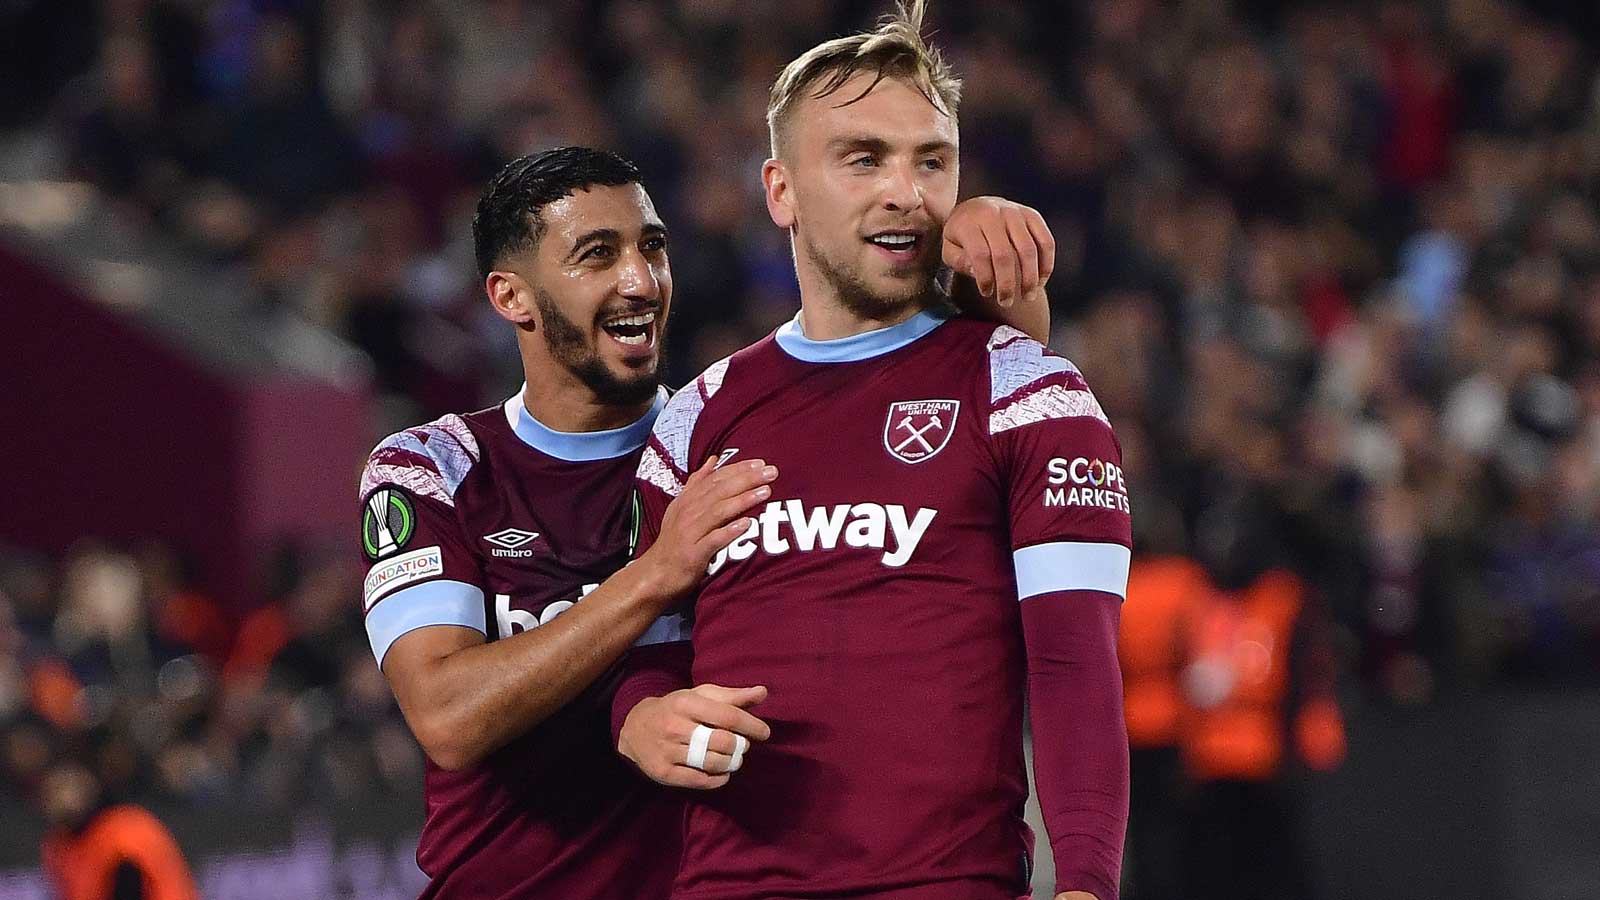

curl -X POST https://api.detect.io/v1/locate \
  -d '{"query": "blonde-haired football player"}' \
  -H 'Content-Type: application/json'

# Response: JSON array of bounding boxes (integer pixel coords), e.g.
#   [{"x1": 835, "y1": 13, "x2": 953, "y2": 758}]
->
[{"x1": 617, "y1": 4, "x2": 1129, "y2": 900}]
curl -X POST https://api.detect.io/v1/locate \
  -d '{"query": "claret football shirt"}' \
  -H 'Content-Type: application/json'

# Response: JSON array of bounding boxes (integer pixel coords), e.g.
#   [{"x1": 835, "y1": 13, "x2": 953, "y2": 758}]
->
[
  {"x1": 358, "y1": 386, "x2": 682, "y2": 899},
  {"x1": 624, "y1": 311, "x2": 1132, "y2": 900}
]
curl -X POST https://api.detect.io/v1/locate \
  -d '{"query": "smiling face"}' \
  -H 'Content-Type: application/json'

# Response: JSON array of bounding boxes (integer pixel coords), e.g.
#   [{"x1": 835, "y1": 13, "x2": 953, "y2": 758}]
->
[
  {"x1": 487, "y1": 183, "x2": 671, "y2": 406},
  {"x1": 764, "y1": 72, "x2": 959, "y2": 320}
]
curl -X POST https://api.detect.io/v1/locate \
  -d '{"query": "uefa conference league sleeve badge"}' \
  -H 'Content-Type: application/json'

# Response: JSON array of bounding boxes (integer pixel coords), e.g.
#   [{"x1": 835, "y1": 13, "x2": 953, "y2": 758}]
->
[
  {"x1": 363, "y1": 488, "x2": 417, "y2": 560},
  {"x1": 628, "y1": 490, "x2": 643, "y2": 558}
]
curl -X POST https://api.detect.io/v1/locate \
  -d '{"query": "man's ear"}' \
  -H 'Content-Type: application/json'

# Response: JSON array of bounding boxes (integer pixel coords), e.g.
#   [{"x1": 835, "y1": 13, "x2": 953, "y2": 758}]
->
[
  {"x1": 762, "y1": 158, "x2": 796, "y2": 230},
  {"x1": 486, "y1": 271, "x2": 537, "y2": 328}
]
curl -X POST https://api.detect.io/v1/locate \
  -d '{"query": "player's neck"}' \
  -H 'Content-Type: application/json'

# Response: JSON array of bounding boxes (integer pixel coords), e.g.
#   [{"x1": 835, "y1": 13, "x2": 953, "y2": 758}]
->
[
  {"x1": 795, "y1": 302, "x2": 921, "y2": 341},
  {"x1": 794, "y1": 268, "x2": 923, "y2": 340},
  {"x1": 515, "y1": 343, "x2": 655, "y2": 433},
  {"x1": 516, "y1": 378, "x2": 655, "y2": 434}
]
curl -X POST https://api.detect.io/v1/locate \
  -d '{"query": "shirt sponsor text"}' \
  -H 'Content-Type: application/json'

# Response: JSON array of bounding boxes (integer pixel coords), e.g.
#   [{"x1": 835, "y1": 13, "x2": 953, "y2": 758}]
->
[{"x1": 707, "y1": 499, "x2": 937, "y2": 574}]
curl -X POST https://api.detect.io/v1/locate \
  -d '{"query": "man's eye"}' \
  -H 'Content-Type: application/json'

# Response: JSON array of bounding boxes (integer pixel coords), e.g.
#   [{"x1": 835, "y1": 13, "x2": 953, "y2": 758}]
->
[
  {"x1": 582, "y1": 245, "x2": 615, "y2": 261},
  {"x1": 643, "y1": 236, "x2": 668, "y2": 252},
  {"x1": 850, "y1": 155, "x2": 878, "y2": 167},
  {"x1": 921, "y1": 158, "x2": 945, "y2": 170}
]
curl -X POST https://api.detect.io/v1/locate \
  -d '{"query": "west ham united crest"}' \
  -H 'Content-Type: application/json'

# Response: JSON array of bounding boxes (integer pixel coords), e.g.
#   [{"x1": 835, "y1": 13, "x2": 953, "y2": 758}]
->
[{"x1": 883, "y1": 400, "x2": 960, "y2": 464}]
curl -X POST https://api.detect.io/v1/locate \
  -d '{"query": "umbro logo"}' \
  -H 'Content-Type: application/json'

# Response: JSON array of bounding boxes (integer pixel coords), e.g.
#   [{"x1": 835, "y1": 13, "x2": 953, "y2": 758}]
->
[{"x1": 484, "y1": 528, "x2": 541, "y2": 558}]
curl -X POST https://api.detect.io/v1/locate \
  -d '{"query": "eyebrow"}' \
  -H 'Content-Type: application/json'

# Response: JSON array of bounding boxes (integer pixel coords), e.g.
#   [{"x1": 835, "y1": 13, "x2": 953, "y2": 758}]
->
[
  {"x1": 564, "y1": 224, "x2": 669, "y2": 262},
  {"x1": 565, "y1": 228, "x2": 619, "y2": 262},
  {"x1": 827, "y1": 136, "x2": 956, "y2": 156}
]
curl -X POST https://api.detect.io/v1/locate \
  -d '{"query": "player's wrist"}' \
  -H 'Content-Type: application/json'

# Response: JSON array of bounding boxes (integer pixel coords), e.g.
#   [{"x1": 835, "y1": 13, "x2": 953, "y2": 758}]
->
[{"x1": 630, "y1": 546, "x2": 693, "y2": 603}]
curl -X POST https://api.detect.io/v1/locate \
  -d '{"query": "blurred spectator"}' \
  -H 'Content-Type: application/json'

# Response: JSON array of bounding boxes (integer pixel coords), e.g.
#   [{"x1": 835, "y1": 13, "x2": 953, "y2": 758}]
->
[
  {"x1": 38, "y1": 755, "x2": 198, "y2": 900},
  {"x1": 209, "y1": 14, "x2": 358, "y2": 222},
  {"x1": 138, "y1": 544, "x2": 231, "y2": 673},
  {"x1": 0, "y1": 536, "x2": 416, "y2": 817},
  {"x1": 1178, "y1": 506, "x2": 1346, "y2": 900},
  {"x1": 1117, "y1": 511, "x2": 1349, "y2": 900},
  {"x1": 66, "y1": 33, "x2": 190, "y2": 213},
  {"x1": 1118, "y1": 554, "x2": 1206, "y2": 900}
]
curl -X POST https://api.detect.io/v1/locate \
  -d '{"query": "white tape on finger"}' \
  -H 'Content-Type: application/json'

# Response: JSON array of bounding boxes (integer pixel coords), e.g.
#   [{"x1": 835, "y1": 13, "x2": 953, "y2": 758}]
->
[
  {"x1": 686, "y1": 724, "x2": 713, "y2": 771},
  {"x1": 728, "y1": 733, "x2": 749, "y2": 773}
]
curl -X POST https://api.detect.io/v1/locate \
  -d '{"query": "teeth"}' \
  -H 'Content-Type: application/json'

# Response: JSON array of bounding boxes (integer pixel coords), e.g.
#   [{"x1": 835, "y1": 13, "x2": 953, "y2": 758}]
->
[
  {"x1": 614, "y1": 332, "x2": 649, "y2": 346},
  {"x1": 605, "y1": 312, "x2": 656, "y2": 327},
  {"x1": 871, "y1": 234, "x2": 916, "y2": 247}
]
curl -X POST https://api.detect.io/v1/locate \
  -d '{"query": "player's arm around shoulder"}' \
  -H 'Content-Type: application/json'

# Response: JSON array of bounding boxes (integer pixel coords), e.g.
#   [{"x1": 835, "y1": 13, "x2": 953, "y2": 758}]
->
[
  {"x1": 943, "y1": 196, "x2": 1055, "y2": 343},
  {"x1": 366, "y1": 425, "x2": 776, "y2": 772}
]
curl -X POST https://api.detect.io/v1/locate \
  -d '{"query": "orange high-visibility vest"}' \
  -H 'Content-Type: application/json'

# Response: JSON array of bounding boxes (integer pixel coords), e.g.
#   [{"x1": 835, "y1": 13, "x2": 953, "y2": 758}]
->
[
  {"x1": 42, "y1": 805, "x2": 198, "y2": 900},
  {"x1": 1119, "y1": 556, "x2": 1209, "y2": 749},
  {"x1": 1180, "y1": 570, "x2": 1330, "y2": 782}
]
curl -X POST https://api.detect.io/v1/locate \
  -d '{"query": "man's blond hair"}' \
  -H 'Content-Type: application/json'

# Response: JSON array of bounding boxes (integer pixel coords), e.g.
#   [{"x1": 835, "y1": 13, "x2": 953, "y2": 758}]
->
[{"x1": 766, "y1": 0, "x2": 962, "y2": 156}]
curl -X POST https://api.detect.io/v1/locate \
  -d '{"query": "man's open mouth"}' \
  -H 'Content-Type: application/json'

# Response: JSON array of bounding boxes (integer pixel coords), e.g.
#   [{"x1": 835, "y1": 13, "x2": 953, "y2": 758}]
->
[
  {"x1": 600, "y1": 310, "x2": 657, "y2": 348},
  {"x1": 865, "y1": 230, "x2": 923, "y2": 260}
]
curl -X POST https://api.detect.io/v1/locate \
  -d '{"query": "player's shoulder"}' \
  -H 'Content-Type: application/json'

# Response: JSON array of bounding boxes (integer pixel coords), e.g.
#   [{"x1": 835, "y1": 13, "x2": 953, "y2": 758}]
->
[
  {"x1": 981, "y1": 323, "x2": 1077, "y2": 391},
  {"x1": 643, "y1": 346, "x2": 748, "y2": 489},
  {"x1": 925, "y1": 317, "x2": 1058, "y2": 369},
  {"x1": 653, "y1": 332, "x2": 780, "y2": 437},
  {"x1": 931, "y1": 314, "x2": 1009, "y2": 342},
  {"x1": 978, "y1": 324, "x2": 1110, "y2": 436},
  {"x1": 642, "y1": 333, "x2": 782, "y2": 495},
  {"x1": 358, "y1": 411, "x2": 486, "y2": 507},
  {"x1": 661, "y1": 350, "x2": 737, "y2": 418}
]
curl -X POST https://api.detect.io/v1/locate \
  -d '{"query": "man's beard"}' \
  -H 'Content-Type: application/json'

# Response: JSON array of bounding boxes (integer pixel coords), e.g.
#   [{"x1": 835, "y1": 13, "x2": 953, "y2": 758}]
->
[
  {"x1": 534, "y1": 289, "x2": 662, "y2": 406},
  {"x1": 802, "y1": 231, "x2": 938, "y2": 320}
]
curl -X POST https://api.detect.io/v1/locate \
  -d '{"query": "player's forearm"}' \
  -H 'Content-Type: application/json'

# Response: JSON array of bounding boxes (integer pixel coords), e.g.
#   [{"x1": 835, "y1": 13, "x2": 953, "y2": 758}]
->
[
  {"x1": 406, "y1": 560, "x2": 680, "y2": 769},
  {"x1": 1004, "y1": 284, "x2": 1051, "y2": 344},
  {"x1": 1023, "y1": 591, "x2": 1129, "y2": 900},
  {"x1": 610, "y1": 639, "x2": 694, "y2": 743}
]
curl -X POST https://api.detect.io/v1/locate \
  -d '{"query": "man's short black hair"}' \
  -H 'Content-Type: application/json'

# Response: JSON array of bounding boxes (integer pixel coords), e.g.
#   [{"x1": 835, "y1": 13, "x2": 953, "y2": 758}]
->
[{"x1": 472, "y1": 146, "x2": 643, "y2": 279}]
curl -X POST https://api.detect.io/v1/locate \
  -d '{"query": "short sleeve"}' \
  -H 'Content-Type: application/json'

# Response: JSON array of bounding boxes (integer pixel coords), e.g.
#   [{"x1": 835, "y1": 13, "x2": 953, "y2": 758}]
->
[
  {"x1": 357, "y1": 416, "x2": 488, "y2": 667},
  {"x1": 986, "y1": 327, "x2": 1132, "y2": 600}
]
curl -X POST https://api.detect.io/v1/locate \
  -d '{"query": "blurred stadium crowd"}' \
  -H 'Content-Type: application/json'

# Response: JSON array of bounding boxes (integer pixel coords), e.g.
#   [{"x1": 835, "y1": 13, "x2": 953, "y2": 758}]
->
[{"x1": 3, "y1": 0, "x2": 1600, "y2": 865}]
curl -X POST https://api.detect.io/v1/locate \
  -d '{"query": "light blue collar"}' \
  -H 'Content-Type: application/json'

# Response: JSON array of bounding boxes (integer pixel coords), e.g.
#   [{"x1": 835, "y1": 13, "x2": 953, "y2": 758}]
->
[
  {"x1": 502, "y1": 386, "x2": 667, "y2": 461},
  {"x1": 774, "y1": 308, "x2": 949, "y2": 363}
]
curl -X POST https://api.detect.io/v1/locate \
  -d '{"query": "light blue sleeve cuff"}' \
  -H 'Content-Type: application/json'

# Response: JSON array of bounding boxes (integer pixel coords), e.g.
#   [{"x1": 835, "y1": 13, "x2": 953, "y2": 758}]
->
[
  {"x1": 634, "y1": 612, "x2": 691, "y2": 647},
  {"x1": 1013, "y1": 541, "x2": 1131, "y2": 600},
  {"x1": 367, "y1": 580, "x2": 487, "y2": 668}
]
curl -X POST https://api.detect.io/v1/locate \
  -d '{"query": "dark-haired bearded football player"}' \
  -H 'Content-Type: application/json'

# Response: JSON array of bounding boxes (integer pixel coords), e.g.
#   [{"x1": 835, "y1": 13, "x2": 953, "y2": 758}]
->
[
  {"x1": 359, "y1": 145, "x2": 1061, "y2": 899},
  {"x1": 615, "y1": 3, "x2": 1130, "y2": 900}
]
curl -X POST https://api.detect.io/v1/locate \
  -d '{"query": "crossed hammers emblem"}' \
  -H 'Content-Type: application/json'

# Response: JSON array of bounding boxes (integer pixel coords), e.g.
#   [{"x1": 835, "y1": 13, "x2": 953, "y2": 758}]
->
[{"x1": 893, "y1": 414, "x2": 944, "y2": 454}]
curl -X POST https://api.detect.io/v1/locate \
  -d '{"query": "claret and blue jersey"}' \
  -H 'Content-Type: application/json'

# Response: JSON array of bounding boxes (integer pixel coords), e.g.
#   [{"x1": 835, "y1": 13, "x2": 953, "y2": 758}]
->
[
  {"x1": 625, "y1": 309, "x2": 1134, "y2": 900},
  {"x1": 356, "y1": 386, "x2": 678, "y2": 900}
]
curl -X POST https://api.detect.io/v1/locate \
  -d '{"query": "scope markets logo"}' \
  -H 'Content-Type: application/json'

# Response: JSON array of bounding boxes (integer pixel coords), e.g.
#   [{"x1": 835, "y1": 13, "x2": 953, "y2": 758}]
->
[{"x1": 1044, "y1": 457, "x2": 1130, "y2": 513}]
